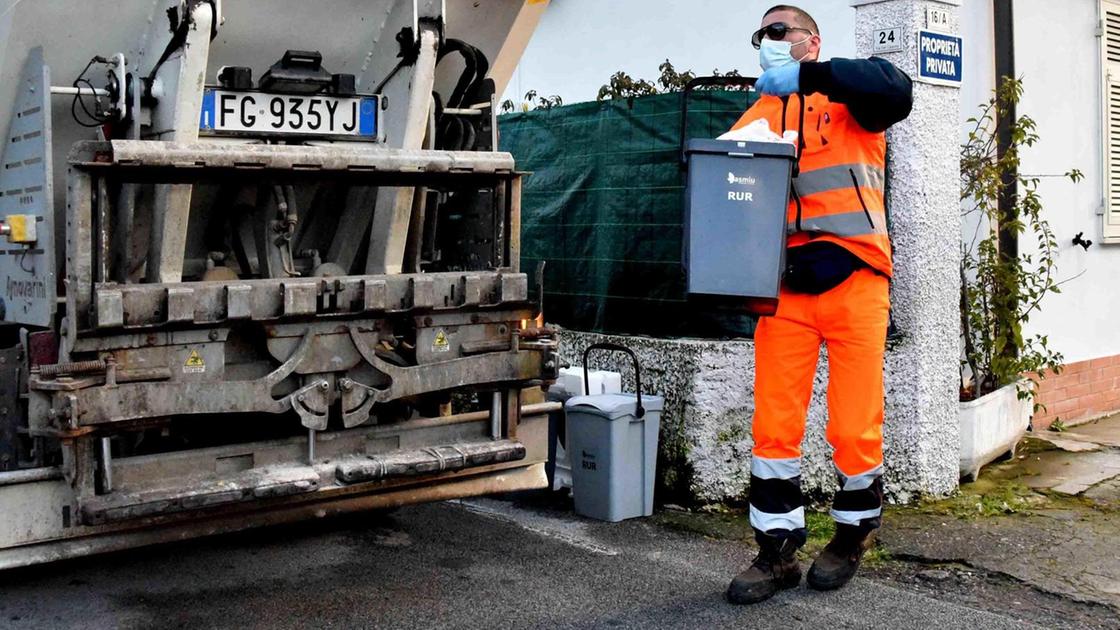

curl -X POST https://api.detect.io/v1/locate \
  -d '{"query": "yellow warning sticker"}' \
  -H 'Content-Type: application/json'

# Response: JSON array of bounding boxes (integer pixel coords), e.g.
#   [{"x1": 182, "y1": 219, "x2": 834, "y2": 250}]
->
[
  {"x1": 183, "y1": 349, "x2": 206, "y2": 373},
  {"x1": 432, "y1": 329, "x2": 450, "y2": 353}
]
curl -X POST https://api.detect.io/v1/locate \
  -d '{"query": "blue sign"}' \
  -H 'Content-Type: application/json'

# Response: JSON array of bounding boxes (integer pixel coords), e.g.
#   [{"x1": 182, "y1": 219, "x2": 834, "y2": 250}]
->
[{"x1": 917, "y1": 30, "x2": 962, "y2": 86}]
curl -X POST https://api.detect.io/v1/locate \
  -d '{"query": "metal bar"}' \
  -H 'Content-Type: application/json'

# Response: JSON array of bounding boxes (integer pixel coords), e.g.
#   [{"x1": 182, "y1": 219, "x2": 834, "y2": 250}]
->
[
  {"x1": 442, "y1": 108, "x2": 484, "y2": 117},
  {"x1": 308, "y1": 429, "x2": 316, "y2": 464},
  {"x1": 50, "y1": 86, "x2": 111, "y2": 97},
  {"x1": 99, "y1": 437, "x2": 112, "y2": 493},
  {"x1": 504, "y1": 387, "x2": 521, "y2": 440},
  {"x1": 143, "y1": 1, "x2": 214, "y2": 284},
  {"x1": 65, "y1": 170, "x2": 94, "y2": 348},
  {"x1": 95, "y1": 178, "x2": 110, "y2": 283},
  {"x1": 365, "y1": 21, "x2": 443, "y2": 275},
  {"x1": 106, "y1": 403, "x2": 559, "y2": 485},
  {"x1": 326, "y1": 186, "x2": 378, "y2": 273},
  {"x1": 55, "y1": 343, "x2": 544, "y2": 427},
  {"x1": 384, "y1": 402, "x2": 559, "y2": 433},
  {"x1": 348, "y1": 328, "x2": 543, "y2": 404},
  {"x1": 70, "y1": 141, "x2": 516, "y2": 173},
  {"x1": 0, "y1": 467, "x2": 63, "y2": 487},
  {"x1": 404, "y1": 186, "x2": 429, "y2": 273},
  {"x1": 509, "y1": 175, "x2": 522, "y2": 272},
  {"x1": 490, "y1": 391, "x2": 502, "y2": 439},
  {"x1": 62, "y1": 437, "x2": 97, "y2": 500},
  {"x1": 494, "y1": 179, "x2": 507, "y2": 269},
  {"x1": 79, "y1": 272, "x2": 530, "y2": 332},
  {"x1": 114, "y1": 184, "x2": 137, "y2": 282}
]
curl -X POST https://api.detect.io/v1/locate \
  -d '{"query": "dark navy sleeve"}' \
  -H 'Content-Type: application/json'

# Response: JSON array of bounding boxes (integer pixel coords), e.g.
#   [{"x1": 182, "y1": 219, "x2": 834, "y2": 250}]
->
[{"x1": 798, "y1": 57, "x2": 913, "y2": 132}]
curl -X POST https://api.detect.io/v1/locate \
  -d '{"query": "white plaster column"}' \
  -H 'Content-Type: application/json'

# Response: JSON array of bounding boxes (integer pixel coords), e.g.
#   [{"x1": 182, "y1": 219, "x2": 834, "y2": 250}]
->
[{"x1": 851, "y1": 0, "x2": 963, "y2": 497}]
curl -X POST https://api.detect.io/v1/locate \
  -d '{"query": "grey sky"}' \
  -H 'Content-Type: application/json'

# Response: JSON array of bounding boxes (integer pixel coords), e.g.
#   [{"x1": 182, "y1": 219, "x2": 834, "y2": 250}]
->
[{"x1": 505, "y1": 0, "x2": 857, "y2": 105}]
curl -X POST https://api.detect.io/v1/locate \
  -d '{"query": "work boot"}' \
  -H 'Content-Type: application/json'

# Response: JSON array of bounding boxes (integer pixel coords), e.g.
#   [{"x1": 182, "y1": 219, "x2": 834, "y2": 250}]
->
[
  {"x1": 806, "y1": 524, "x2": 876, "y2": 591},
  {"x1": 726, "y1": 534, "x2": 802, "y2": 605}
]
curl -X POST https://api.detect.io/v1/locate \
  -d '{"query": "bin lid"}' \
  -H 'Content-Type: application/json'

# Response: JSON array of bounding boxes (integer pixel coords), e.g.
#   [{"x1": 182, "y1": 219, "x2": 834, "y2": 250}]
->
[
  {"x1": 685, "y1": 138, "x2": 796, "y2": 159},
  {"x1": 564, "y1": 393, "x2": 664, "y2": 420}
]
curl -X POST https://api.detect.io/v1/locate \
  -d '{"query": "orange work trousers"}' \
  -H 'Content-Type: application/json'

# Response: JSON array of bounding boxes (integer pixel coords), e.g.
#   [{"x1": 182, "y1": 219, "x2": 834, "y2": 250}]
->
[{"x1": 748, "y1": 268, "x2": 889, "y2": 537}]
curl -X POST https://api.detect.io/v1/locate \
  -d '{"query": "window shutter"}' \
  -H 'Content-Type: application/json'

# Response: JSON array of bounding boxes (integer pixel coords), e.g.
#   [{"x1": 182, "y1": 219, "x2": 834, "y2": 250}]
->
[{"x1": 1103, "y1": 1, "x2": 1120, "y2": 240}]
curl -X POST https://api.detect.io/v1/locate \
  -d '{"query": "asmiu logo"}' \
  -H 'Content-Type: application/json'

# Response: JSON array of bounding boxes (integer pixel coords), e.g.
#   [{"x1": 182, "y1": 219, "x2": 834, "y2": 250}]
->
[{"x1": 727, "y1": 172, "x2": 756, "y2": 186}]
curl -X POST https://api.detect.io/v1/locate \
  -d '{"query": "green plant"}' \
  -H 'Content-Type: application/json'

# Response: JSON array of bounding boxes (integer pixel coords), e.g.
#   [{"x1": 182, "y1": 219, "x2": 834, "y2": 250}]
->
[
  {"x1": 596, "y1": 60, "x2": 746, "y2": 102},
  {"x1": 502, "y1": 60, "x2": 745, "y2": 113},
  {"x1": 959, "y1": 77, "x2": 1081, "y2": 403},
  {"x1": 500, "y1": 90, "x2": 563, "y2": 114}
]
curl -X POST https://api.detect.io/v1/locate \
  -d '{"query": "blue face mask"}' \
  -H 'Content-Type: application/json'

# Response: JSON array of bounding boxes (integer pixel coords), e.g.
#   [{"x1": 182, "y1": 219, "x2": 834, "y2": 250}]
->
[{"x1": 759, "y1": 37, "x2": 811, "y2": 71}]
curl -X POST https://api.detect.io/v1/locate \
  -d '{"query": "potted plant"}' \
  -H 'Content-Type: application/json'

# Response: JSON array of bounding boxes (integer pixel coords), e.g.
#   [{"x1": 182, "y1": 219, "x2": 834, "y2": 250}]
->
[{"x1": 958, "y1": 77, "x2": 1081, "y2": 481}]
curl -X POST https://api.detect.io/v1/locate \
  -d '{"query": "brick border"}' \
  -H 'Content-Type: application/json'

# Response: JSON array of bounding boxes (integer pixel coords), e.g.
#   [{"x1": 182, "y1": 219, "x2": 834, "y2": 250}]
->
[{"x1": 1031, "y1": 354, "x2": 1120, "y2": 430}]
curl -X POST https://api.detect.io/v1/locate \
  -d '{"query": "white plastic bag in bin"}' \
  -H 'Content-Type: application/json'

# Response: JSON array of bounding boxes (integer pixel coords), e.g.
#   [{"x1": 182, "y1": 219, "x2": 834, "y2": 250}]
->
[{"x1": 717, "y1": 118, "x2": 799, "y2": 145}]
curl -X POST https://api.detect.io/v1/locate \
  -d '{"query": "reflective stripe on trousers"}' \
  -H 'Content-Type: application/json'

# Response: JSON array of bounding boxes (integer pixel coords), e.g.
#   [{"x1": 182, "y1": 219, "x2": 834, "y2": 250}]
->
[
  {"x1": 831, "y1": 466, "x2": 884, "y2": 527},
  {"x1": 749, "y1": 456, "x2": 805, "y2": 534}
]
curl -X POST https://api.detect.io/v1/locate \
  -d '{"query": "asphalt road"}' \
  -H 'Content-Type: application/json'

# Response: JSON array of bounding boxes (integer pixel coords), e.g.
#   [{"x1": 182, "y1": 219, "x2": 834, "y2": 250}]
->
[{"x1": 0, "y1": 497, "x2": 1040, "y2": 629}]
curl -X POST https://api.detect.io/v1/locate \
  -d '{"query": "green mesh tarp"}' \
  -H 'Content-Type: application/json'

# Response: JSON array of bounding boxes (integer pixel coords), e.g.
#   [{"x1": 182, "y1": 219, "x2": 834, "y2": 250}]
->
[{"x1": 499, "y1": 89, "x2": 760, "y2": 338}]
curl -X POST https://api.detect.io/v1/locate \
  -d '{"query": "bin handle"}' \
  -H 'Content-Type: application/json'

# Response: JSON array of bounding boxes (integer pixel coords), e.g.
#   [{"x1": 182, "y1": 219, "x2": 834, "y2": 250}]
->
[
  {"x1": 582, "y1": 342, "x2": 645, "y2": 418},
  {"x1": 679, "y1": 75, "x2": 758, "y2": 169}
]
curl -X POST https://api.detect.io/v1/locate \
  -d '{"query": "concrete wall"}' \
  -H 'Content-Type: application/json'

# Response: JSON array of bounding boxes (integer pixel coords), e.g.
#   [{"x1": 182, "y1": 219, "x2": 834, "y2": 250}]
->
[{"x1": 560, "y1": 330, "x2": 948, "y2": 504}]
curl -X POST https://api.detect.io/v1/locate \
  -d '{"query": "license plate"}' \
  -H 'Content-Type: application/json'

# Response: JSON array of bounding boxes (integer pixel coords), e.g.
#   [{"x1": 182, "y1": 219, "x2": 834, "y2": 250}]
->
[{"x1": 199, "y1": 89, "x2": 379, "y2": 139}]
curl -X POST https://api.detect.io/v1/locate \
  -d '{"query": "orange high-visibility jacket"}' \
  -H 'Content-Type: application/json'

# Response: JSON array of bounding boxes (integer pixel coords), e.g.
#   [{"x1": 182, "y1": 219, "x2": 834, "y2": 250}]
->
[{"x1": 730, "y1": 90, "x2": 893, "y2": 277}]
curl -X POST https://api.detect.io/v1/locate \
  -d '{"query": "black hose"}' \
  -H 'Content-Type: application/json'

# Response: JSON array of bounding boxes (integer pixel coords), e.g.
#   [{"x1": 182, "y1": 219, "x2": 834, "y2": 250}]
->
[
  {"x1": 433, "y1": 39, "x2": 492, "y2": 150},
  {"x1": 462, "y1": 43, "x2": 490, "y2": 107},
  {"x1": 438, "y1": 40, "x2": 479, "y2": 108}
]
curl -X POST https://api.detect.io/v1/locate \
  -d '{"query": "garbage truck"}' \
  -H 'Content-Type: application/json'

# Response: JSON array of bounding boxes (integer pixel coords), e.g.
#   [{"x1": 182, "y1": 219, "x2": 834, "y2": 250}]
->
[{"x1": 0, "y1": 0, "x2": 556, "y2": 569}]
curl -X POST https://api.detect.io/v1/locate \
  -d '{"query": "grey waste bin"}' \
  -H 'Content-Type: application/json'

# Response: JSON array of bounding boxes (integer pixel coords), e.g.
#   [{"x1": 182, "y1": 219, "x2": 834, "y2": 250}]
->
[
  {"x1": 564, "y1": 343, "x2": 663, "y2": 522},
  {"x1": 684, "y1": 138, "x2": 796, "y2": 315}
]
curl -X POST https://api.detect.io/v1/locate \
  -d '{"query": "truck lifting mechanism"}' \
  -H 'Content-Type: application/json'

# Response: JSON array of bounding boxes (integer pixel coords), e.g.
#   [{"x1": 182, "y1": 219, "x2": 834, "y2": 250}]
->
[{"x1": 0, "y1": 0, "x2": 554, "y2": 569}]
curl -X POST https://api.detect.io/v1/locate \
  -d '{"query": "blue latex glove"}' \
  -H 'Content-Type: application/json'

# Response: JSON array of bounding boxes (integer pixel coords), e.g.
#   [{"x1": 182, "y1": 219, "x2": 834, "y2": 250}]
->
[{"x1": 756, "y1": 64, "x2": 801, "y2": 97}]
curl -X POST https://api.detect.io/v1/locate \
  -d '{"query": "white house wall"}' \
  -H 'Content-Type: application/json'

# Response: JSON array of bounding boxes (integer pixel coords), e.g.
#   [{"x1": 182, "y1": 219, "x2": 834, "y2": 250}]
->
[
  {"x1": 958, "y1": 0, "x2": 1116, "y2": 367},
  {"x1": 1010, "y1": 0, "x2": 1113, "y2": 365}
]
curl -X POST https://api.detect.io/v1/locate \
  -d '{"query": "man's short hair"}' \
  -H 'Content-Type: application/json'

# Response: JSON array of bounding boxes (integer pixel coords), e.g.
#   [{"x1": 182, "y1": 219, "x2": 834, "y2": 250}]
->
[{"x1": 764, "y1": 4, "x2": 820, "y2": 37}]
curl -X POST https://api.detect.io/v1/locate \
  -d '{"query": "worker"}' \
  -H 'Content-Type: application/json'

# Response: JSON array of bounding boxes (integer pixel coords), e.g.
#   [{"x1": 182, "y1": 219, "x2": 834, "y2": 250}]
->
[{"x1": 724, "y1": 4, "x2": 913, "y2": 605}]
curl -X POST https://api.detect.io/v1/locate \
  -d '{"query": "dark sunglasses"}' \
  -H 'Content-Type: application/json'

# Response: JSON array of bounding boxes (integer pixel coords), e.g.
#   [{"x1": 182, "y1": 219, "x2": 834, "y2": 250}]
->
[{"x1": 751, "y1": 22, "x2": 816, "y2": 49}]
